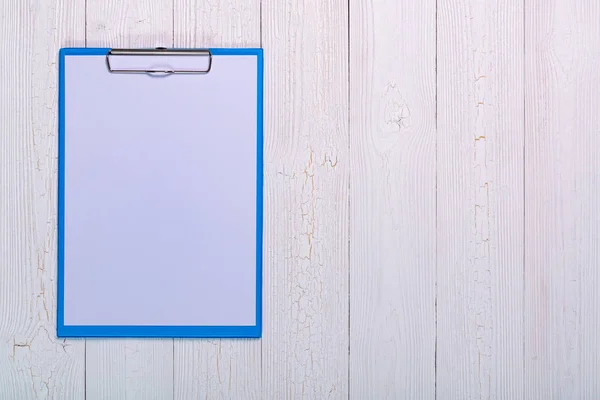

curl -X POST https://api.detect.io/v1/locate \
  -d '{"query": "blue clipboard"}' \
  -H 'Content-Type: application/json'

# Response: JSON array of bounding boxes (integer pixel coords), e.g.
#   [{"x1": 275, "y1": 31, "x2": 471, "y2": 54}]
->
[{"x1": 57, "y1": 48, "x2": 263, "y2": 338}]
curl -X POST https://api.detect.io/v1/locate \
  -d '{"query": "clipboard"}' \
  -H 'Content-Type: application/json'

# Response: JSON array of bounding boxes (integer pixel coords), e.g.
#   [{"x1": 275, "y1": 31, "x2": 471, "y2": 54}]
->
[{"x1": 57, "y1": 47, "x2": 263, "y2": 338}]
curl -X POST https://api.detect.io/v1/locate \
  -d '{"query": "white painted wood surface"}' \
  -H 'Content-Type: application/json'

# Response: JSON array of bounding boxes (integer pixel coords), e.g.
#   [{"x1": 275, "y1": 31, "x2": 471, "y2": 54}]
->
[
  {"x1": 349, "y1": 1, "x2": 436, "y2": 398},
  {"x1": 437, "y1": 1, "x2": 524, "y2": 399},
  {"x1": 261, "y1": 0, "x2": 349, "y2": 398},
  {"x1": 1, "y1": 0, "x2": 600, "y2": 398},
  {"x1": 0, "y1": 0, "x2": 85, "y2": 398},
  {"x1": 525, "y1": 1, "x2": 600, "y2": 399}
]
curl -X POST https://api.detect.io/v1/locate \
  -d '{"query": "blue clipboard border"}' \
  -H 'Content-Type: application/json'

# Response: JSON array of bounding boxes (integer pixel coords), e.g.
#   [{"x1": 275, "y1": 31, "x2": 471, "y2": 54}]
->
[{"x1": 57, "y1": 48, "x2": 263, "y2": 338}]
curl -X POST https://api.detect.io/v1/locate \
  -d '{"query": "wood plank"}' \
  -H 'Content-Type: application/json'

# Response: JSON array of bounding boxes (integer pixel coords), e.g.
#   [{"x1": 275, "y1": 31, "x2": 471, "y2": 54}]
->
[
  {"x1": 172, "y1": 0, "x2": 261, "y2": 398},
  {"x1": 349, "y1": 1, "x2": 436, "y2": 398},
  {"x1": 261, "y1": 1, "x2": 349, "y2": 397},
  {"x1": 0, "y1": 0, "x2": 85, "y2": 398},
  {"x1": 84, "y1": 1, "x2": 174, "y2": 399},
  {"x1": 437, "y1": 0, "x2": 525, "y2": 398},
  {"x1": 86, "y1": 340, "x2": 174, "y2": 400},
  {"x1": 86, "y1": 0, "x2": 173, "y2": 48},
  {"x1": 174, "y1": 0, "x2": 260, "y2": 47},
  {"x1": 174, "y1": 339, "x2": 260, "y2": 399},
  {"x1": 525, "y1": 1, "x2": 600, "y2": 398}
]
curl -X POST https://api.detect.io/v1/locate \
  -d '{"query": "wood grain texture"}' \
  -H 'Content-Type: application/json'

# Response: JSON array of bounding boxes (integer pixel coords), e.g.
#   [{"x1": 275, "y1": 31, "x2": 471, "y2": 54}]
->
[
  {"x1": 0, "y1": 0, "x2": 85, "y2": 398},
  {"x1": 84, "y1": 1, "x2": 174, "y2": 399},
  {"x1": 174, "y1": 0, "x2": 260, "y2": 47},
  {"x1": 172, "y1": 1, "x2": 261, "y2": 398},
  {"x1": 349, "y1": 0, "x2": 436, "y2": 398},
  {"x1": 262, "y1": 0, "x2": 349, "y2": 398},
  {"x1": 525, "y1": 1, "x2": 600, "y2": 398},
  {"x1": 86, "y1": 340, "x2": 174, "y2": 400},
  {"x1": 86, "y1": 0, "x2": 173, "y2": 48},
  {"x1": 437, "y1": 0, "x2": 525, "y2": 398},
  {"x1": 175, "y1": 339, "x2": 259, "y2": 399}
]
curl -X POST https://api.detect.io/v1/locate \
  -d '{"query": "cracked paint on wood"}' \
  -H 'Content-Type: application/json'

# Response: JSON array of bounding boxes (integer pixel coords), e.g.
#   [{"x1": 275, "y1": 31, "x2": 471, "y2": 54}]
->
[
  {"x1": 437, "y1": 0, "x2": 524, "y2": 398},
  {"x1": 261, "y1": 0, "x2": 349, "y2": 397},
  {"x1": 0, "y1": 0, "x2": 85, "y2": 398}
]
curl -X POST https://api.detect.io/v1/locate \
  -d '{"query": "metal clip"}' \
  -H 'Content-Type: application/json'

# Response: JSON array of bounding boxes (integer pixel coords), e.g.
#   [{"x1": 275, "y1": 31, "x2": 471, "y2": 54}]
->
[{"x1": 106, "y1": 47, "x2": 212, "y2": 74}]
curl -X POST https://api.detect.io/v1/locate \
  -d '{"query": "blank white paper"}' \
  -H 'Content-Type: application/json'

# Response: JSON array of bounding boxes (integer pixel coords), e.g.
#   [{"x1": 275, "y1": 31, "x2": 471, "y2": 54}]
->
[{"x1": 63, "y1": 54, "x2": 258, "y2": 326}]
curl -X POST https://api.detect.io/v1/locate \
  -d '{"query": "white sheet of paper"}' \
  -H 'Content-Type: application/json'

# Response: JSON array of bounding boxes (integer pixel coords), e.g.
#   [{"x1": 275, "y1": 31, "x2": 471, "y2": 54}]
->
[{"x1": 63, "y1": 54, "x2": 258, "y2": 326}]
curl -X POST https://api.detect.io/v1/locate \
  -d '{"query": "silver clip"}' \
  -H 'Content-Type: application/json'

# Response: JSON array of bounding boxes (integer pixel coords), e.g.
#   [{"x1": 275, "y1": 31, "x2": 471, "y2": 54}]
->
[{"x1": 106, "y1": 47, "x2": 212, "y2": 74}]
